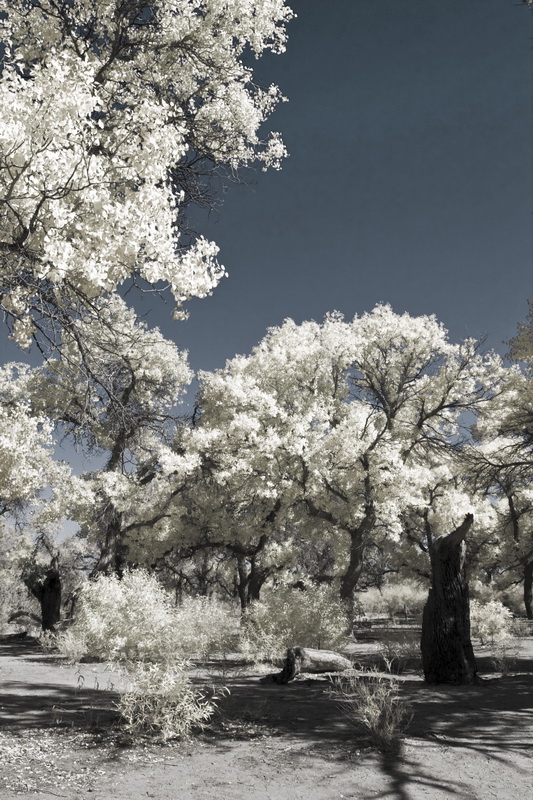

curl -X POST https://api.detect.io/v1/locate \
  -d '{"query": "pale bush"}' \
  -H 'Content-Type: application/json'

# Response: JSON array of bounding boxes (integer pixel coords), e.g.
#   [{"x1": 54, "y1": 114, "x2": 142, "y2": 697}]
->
[
  {"x1": 117, "y1": 662, "x2": 220, "y2": 742},
  {"x1": 240, "y1": 585, "x2": 350, "y2": 663},
  {"x1": 470, "y1": 599, "x2": 513, "y2": 645},
  {"x1": 329, "y1": 670, "x2": 412, "y2": 753},
  {"x1": 0, "y1": 567, "x2": 38, "y2": 635},
  {"x1": 57, "y1": 570, "x2": 236, "y2": 663},
  {"x1": 471, "y1": 581, "x2": 524, "y2": 618},
  {"x1": 173, "y1": 596, "x2": 238, "y2": 660},
  {"x1": 359, "y1": 581, "x2": 426, "y2": 620}
]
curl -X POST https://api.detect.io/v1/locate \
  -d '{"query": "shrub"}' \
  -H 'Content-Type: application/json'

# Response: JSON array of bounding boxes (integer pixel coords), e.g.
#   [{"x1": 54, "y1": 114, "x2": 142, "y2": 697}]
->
[
  {"x1": 510, "y1": 617, "x2": 533, "y2": 638},
  {"x1": 117, "y1": 661, "x2": 220, "y2": 742},
  {"x1": 359, "y1": 581, "x2": 426, "y2": 620},
  {"x1": 329, "y1": 669, "x2": 412, "y2": 753},
  {"x1": 173, "y1": 596, "x2": 238, "y2": 660},
  {"x1": 470, "y1": 599, "x2": 513, "y2": 645},
  {"x1": 240, "y1": 584, "x2": 350, "y2": 663},
  {"x1": 0, "y1": 566, "x2": 39, "y2": 635},
  {"x1": 490, "y1": 641, "x2": 519, "y2": 676},
  {"x1": 470, "y1": 581, "x2": 524, "y2": 618},
  {"x1": 57, "y1": 570, "x2": 236, "y2": 663}
]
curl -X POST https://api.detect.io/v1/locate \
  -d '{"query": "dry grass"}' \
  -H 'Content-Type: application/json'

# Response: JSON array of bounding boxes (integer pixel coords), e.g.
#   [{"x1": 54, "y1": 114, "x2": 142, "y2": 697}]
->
[{"x1": 329, "y1": 669, "x2": 413, "y2": 753}]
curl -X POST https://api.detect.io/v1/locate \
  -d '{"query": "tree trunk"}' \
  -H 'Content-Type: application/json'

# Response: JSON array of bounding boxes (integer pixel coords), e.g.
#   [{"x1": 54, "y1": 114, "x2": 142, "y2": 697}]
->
[
  {"x1": 40, "y1": 564, "x2": 62, "y2": 631},
  {"x1": 236, "y1": 554, "x2": 248, "y2": 612},
  {"x1": 24, "y1": 557, "x2": 62, "y2": 632},
  {"x1": 247, "y1": 557, "x2": 269, "y2": 604},
  {"x1": 93, "y1": 509, "x2": 128, "y2": 578},
  {"x1": 421, "y1": 514, "x2": 477, "y2": 684},
  {"x1": 340, "y1": 514, "x2": 374, "y2": 612},
  {"x1": 271, "y1": 647, "x2": 353, "y2": 684},
  {"x1": 524, "y1": 560, "x2": 533, "y2": 620},
  {"x1": 235, "y1": 539, "x2": 271, "y2": 611}
]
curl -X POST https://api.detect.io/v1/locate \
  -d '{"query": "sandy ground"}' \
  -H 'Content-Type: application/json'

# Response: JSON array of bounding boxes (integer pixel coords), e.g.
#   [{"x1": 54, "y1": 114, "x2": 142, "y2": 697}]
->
[{"x1": 0, "y1": 635, "x2": 532, "y2": 800}]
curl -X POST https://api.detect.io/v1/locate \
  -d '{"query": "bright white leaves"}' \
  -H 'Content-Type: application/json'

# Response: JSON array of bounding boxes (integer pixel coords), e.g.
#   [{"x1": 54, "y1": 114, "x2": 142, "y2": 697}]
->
[
  {"x1": 0, "y1": 364, "x2": 73, "y2": 516},
  {"x1": 29, "y1": 296, "x2": 198, "y2": 547},
  {"x1": 195, "y1": 305, "x2": 509, "y2": 539},
  {"x1": 0, "y1": 1, "x2": 293, "y2": 333}
]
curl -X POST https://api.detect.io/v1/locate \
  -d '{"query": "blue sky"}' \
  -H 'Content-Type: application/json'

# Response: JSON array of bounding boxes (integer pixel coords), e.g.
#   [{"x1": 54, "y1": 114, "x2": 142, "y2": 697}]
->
[{"x1": 1, "y1": 0, "x2": 532, "y2": 374}]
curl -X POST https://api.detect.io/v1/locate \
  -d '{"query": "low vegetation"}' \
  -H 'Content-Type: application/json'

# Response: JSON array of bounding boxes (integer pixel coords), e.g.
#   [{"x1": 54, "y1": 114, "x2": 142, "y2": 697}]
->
[
  {"x1": 240, "y1": 584, "x2": 351, "y2": 663},
  {"x1": 329, "y1": 669, "x2": 413, "y2": 753}
]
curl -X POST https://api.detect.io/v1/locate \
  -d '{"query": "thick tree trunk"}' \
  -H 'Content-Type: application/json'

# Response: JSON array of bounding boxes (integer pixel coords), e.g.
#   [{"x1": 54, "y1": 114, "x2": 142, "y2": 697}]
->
[
  {"x1": 93, "y1": 509, "x2": 128, "y2": 578},
  {"x1": 247, "y1": 558, "x2": 269, "y2": 604},
  {"x1": 24, "y1": 557, "x2": 62, "y2": 632},
  {"x1": 339, "y1": 513, "x2": 374, "y2": 611},
  {"x1": 236, "y1": 554, "x2": 248, "y2": 612},
  {"x1": 271, "y1": 647, "x2": 353, "y2": 684},
  {"x1": 235, "y1": 537, "x2": 271, "y2": 611},
  {"x1": 40, "y1": 566, "x2": 62, "y2": 631},
  {"x1": 524, "y1": 560, "x2": 533, "y2": 620},
  {"x1": 421, "y1": 514, "x2": 477, "y2": 684}
]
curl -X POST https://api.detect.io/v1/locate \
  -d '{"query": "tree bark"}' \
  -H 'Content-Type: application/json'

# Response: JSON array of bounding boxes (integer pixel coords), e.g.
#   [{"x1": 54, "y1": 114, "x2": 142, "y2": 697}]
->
[
  {"x1": 93, "y1": 508, "x2": 128, "y2": 578},
  {"x1": 524, "y1": 560, "x2": 533, "y2": 620},
  {"x1": 271, "y1": 647, "x2": 353, "y2": 684},
  {"x1": 339, "y1": 511, "x2": 375, "y2": 612},
  {"x1": 24, "y1": 557, "x2": 62, "y2": 632},
  {"x1": 421, "y1": 514, "x2": 477, "y2": 684},
  {"x1": 234, "y1": 535, "x2": 272, "y2": 611},
  {"x1": 40, "y1": 565, "x2": 62, "y2": 631}
]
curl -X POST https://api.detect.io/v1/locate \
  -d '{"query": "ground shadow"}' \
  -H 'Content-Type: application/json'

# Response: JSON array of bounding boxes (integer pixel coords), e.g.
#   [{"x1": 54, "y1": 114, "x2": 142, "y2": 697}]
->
[
  {"x1": 2, "y1": 636, "x2": 533, "y2": 800},
  {"x1": 0, "y1": 679, "x2": 120, "y2": 732},
  {"x1": 0, "y1": 638, "x2": 121, "y2": 733},
  {"x1": 200, "y1": 656, "x2": 533, "y2": 799},
  {"x1": 0, "y1": 635, "x2": 43, "y2": 658}
]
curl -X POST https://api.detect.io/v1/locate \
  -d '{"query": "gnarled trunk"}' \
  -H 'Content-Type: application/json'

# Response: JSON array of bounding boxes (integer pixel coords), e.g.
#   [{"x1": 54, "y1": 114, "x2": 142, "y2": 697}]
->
[
  {"x1": 40, "y1": 566, "x2": 62, "y2": 631},
  {"x1": 24, "y1": 557, "x2": 62, "y2": 632},
  {"x1": 421, "y1": 514, "x2": 477, "y2": 684},
  {"x1": 236, "y1": 550, "x2": 271, "y2": 612},
  {"x1": 93, "y1": 508, "x2": 128, "y2": 578},
  {"x1": 339, "y1": 511, "x2": 375, "y2": 612}
]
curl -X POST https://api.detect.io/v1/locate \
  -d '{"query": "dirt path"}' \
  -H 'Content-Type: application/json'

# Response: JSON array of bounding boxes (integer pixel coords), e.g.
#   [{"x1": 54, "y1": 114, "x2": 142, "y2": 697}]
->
[{"x1": 1, "y1": 637, "x2": 532, "y2": 800}]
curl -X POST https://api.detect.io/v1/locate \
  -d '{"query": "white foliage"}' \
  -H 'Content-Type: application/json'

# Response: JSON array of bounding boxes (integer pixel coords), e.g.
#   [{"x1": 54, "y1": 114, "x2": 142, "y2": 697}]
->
[
  {"x1": 0, "y1": 364, "x2": 75, "y2": 517},
  {"x1": 0, "y1": 0, "x2": 293, "y2": 332},
  {"x1": 194, "y1": 305, "x2": 508, "y2": 551}
]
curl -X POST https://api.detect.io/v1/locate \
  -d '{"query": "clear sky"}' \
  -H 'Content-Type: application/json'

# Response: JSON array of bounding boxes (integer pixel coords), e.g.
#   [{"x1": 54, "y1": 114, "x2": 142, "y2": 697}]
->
[{"x1": 1, "y1": 0, "x2": 532, "y2": 373}]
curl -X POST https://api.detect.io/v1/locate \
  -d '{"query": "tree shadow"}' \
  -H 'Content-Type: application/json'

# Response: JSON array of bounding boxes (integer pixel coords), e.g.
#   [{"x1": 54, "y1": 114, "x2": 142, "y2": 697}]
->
[
  {"x1": 368, "y1": 672, "x2": 533, "y2": 799},
  {"x1": 0, "y1": 635, "x2": 42, "y2": 658},
  {"x1": 0, "y1": 679, "x2": 121, "y2": 732},
  {"x1": 201, "y1": 665, "x2": 533, "y2": 798},
  {"x1": 2, "y1": 637, "x2": 533, "y2": 799}
]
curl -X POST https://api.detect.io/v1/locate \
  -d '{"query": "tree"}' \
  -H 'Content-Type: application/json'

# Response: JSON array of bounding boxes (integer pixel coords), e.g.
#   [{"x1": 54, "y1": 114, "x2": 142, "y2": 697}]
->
[
  {"x1": 420, "y1": 513, "x2": 477, "y2": 684},
  {"x1": 146, "y1": 468, "x2": 291, "y2": 610},
  {"x1": 0, "y1": 364, "x2": 82, "y2": 629},
  {"x1": 20, "y1": 536, "x2": 62, "y2": 632},
  {"x1": 194, "y1": 305, "x2": 506, "y2": 612},
  {"x1": 0, "y1": 0, "x2": 293, "y2": 345},
  {"x1": 469, "y1": 304, "x2": 533, "y2": 617},
  {"x1": 28, "y1": 295, "x2": 197, "y2": 576}
]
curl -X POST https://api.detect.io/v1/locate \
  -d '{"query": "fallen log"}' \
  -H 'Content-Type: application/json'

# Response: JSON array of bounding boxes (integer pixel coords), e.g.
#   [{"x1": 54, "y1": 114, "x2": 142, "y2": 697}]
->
[{"x1": 270, "y1": 647, "x2": 353, "y2": 684}]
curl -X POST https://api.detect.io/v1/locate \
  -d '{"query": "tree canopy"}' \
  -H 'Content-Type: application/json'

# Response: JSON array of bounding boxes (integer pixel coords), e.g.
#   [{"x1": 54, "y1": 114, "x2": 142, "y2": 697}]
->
[{"x1": 0, "y1": 0, "x2": 293, "y2": 345}]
